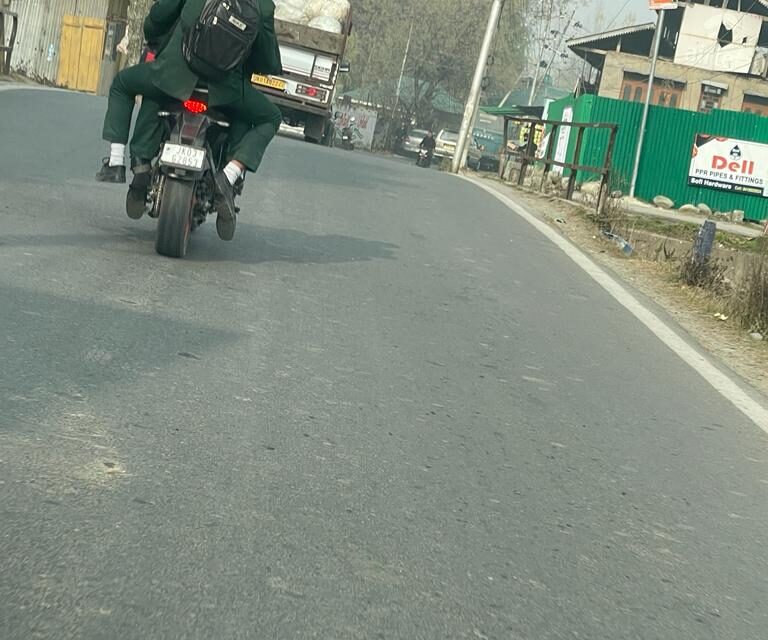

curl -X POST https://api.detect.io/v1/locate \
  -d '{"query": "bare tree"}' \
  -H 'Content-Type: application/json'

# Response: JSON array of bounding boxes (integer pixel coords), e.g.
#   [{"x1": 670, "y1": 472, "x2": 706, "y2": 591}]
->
[
  {"x1": 126, "y1": 0, "x2": 153, "y2": 65},
  {"x1": 344, "y1": 0, "x2": 529, "y2": 125},
  {"x1": 523, "y1": 0, "x2": 587, "y2": 102}
]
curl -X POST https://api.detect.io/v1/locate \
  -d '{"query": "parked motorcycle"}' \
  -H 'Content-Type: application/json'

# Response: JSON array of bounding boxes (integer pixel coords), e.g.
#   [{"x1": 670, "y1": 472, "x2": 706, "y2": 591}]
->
[
  {"x1": 142, "y1": 87, "x2": 239, "y2": 259},
  {"x1": 416, "y1": 147, "x2": 432, "y2": 168}
]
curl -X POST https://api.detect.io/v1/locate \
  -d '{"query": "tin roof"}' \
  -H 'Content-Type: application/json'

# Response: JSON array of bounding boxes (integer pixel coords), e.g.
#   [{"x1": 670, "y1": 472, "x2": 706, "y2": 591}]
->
[{"x1": 567, "y1": 22, "x2": 656, "y2": 49}]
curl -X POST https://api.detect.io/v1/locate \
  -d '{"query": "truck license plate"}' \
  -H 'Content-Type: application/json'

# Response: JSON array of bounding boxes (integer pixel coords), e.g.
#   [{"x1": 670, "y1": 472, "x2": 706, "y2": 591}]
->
[
  {"x1": 160, "y1": 143, "x2": 205, "y2": 170},
  {"x1": 252, "y1": 74, "x2": 287, "y2": 91}
]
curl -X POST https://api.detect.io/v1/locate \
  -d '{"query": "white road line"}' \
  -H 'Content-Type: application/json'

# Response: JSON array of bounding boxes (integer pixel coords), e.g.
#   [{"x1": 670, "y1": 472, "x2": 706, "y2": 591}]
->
[{"x1": 463, "y1": 175, "x2": 768, "y2": 436}]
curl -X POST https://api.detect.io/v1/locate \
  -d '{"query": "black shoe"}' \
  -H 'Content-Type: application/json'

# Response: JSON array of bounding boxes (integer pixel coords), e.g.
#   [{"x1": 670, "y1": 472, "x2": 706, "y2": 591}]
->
[
  {"x1": 213, "y1": 171, "x2": 237, "y2": 241},
  {"x1": 95, "y1": 158, "x2": 126, "y2": 183},
  {"x1": 125, "y1": 170, "x2": 151, "y2": 220}
]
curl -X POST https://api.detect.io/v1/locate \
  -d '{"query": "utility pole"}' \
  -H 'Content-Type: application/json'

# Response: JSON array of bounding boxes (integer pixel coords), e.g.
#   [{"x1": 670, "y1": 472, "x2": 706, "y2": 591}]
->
[
  {"x1": 452, "y1": 0, "x2": 506, "y2": 173},
  {"x1": 629, "y1": 8, "x2": 665, "y2": 198},
  {"x1": 528, "y1": 7, "x2": 577, "y2": 106},
  {"x1": 526, "y1": 0, "x2": 555, "y2": 107},
  {"x1": 386, "y1": 15, "x2": 415, "y2": 149}
]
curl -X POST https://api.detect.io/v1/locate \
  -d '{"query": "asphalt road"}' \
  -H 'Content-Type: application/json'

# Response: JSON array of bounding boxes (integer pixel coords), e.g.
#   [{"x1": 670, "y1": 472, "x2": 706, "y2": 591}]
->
[{"x1": 1, "y1": 88, "x2": 768, "y2": 640}]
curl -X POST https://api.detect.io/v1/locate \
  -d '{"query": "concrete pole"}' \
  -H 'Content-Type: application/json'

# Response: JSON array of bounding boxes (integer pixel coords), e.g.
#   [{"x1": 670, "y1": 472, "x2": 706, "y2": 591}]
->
[
  {"x1": 451, "y1": 0, "x2": 505, "y2": 174},
  {"x1": 386, "y1": 16, "x2": 415, "y2": 149},
  {"x1": 629, "y1": 9, "x2": 664, "y2": 198}
]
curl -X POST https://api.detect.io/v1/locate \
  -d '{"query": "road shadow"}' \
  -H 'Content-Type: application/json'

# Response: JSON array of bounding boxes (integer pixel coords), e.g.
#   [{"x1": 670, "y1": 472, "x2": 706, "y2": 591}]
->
[
  {"x1": 186, "y1": 223, "x2": 399, "y2": 264},
  {"x1": 0, "y1": 282, "x2": 239, "y2": 436},
  {"x1": 1, "y1": 224, "x2": 399, "y2": 265}
]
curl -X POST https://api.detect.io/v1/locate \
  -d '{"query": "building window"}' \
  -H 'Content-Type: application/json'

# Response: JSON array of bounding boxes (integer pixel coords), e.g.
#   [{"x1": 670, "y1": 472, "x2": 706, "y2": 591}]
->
[
  {"x1": 700, "y1": 84, "x2": 726, "y2": 113},
  {"x1": 620, "y1": 72, "x2": 684, "y2": 107},
  {"x1": 743, "y1": 94, "x2": 768, "y2": 117},
  {"x1": 655, "y1": 89, "x2": 682, "y2": 107}
]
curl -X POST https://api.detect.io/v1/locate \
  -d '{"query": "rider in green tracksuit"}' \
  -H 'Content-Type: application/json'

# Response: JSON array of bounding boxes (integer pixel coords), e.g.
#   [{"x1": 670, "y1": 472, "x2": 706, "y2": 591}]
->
[{"x1": 96, "y1": 0, "x2": 283, "y2": 241}]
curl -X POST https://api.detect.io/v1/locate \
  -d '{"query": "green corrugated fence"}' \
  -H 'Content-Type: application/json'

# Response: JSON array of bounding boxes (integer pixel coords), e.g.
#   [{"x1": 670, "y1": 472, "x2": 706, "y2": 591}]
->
[{"x1": 542, "y1": 94, "x2": 768, "y2": 221}]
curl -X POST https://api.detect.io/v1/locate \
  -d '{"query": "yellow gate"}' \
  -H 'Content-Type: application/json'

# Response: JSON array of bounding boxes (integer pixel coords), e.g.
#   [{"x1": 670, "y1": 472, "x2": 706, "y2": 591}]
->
[{"x1": 57, "y1": 15, "x2": 106, "y2": 93}]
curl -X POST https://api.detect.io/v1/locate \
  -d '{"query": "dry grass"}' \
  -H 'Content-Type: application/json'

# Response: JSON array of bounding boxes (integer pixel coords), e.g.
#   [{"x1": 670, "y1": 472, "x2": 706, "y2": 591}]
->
[{"x1": 728, "y1": 248, "x2": 768, "y2": 333}]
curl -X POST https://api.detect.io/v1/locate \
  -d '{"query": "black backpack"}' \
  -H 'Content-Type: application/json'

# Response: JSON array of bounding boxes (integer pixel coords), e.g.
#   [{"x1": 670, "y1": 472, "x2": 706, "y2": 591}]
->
[{"x1": 183, "y1": 0, "x2": 262, "y2": 78}]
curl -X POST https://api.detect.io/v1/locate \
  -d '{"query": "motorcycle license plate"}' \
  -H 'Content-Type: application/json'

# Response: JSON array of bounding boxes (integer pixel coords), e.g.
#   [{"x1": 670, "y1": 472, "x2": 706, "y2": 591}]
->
[{"x1": 160, "y1": 143, "x2": 205, "y2": 170}]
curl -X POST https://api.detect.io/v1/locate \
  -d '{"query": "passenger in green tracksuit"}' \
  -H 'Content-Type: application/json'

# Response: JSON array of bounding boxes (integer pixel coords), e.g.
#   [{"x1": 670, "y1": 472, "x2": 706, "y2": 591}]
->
[{"x1": 96, "y1": 0, "x2": 282, "y2": 240}]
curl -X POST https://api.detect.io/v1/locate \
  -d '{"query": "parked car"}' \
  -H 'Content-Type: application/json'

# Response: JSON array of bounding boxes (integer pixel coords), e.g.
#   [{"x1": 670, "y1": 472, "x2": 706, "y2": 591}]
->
[
  {"x1": 396, "y1": 128, "x2": 430, "y2": 156},
  {"x1": 434, "y1": 129, "x2": 460, "y2": 160},
  {"x1": 467, "y1": 132, "x2": 503, "y2": 172}
]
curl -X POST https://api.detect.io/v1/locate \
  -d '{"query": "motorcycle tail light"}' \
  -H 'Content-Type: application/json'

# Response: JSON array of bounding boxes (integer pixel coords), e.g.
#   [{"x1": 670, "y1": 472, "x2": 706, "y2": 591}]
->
[{"x1": 183, "y1": 99, "x2": 208, "y2": 114}]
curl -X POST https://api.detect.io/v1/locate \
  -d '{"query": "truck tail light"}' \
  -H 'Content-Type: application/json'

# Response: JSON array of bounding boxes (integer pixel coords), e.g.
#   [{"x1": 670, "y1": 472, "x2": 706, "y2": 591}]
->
[{"x1": 296, "y1": 84, "x2": 327, "y2": 101}]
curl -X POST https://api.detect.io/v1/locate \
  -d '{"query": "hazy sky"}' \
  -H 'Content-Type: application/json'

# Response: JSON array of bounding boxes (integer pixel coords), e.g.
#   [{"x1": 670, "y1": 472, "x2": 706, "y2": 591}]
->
[{"x1": 578, "y1": 0, "x2": 656, "y2": 31}]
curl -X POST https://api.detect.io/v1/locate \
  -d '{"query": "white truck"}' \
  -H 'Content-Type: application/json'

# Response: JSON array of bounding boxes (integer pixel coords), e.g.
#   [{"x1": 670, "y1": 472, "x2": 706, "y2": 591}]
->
[{"x1": 251, "y1": 12, "x2": 352, "y2": 144}]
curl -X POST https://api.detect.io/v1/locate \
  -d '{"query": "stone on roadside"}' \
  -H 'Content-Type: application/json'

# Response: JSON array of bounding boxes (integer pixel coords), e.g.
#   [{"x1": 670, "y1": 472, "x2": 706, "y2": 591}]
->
[
  {"x1": 732, "y1": 210, "x2": 745, "y2": 223},
  {"x1": 581, "y1": 182, "x2": 601, "y2": 196},
  {"x1": 653, "y1": 195, "x2": 674, "y2": 209},
  {"x1": 610, "y1": 190, "x2": 623, "y2": 199},
  {"x1": 678, "y1": 204, "x2": 699, "y2": 214},
  {"x1": 698, "y1": 203, "x2": 713, "y2": 215},
  {"x1": 750, "y1": 332, "x2": 764, "y2": 341}
]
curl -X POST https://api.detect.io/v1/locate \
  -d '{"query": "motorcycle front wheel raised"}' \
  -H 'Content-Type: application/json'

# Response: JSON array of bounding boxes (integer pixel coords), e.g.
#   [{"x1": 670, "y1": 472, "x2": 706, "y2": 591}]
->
[{"x1": 155, "y1": 177, "x2": 195, "y2": 259}]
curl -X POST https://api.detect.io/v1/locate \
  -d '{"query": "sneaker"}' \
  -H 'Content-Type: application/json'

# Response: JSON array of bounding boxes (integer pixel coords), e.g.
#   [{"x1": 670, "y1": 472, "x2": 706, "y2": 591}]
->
[
  {"x1": 125, "y1": 170, "x2": 151, "y2": 220},
  {"x1": 95, "y1": 158, "x2": 126, "y2": 183},
  {"x1": 213, "y1": 171, "x2": 237, "y2": 241}
]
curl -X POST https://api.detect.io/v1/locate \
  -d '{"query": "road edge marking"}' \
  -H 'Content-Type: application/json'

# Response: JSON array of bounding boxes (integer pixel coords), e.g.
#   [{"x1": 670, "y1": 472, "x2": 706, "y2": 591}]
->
[
  {"x1": 0, "y1": 84, "x2": 69, "y2": 93},
  {"x1": 462, "y1": 174, "x2": 768, "y2": 436}
]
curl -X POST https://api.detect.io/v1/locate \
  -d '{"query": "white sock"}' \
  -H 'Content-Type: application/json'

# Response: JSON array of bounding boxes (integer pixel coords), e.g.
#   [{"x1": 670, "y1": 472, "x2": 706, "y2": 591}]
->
[
  {"x1": 223, "y1": 161, "x2": 244, "y2": 186},
  {"x1": 109, "y1": 143, "x2": 126, "y2": 167}
]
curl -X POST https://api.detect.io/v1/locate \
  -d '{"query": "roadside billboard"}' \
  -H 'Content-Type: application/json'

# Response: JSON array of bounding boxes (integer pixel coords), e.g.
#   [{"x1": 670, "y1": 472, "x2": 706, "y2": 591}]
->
[{"x1": 688, "y1": 134, "x2": 768, "y2": 198}]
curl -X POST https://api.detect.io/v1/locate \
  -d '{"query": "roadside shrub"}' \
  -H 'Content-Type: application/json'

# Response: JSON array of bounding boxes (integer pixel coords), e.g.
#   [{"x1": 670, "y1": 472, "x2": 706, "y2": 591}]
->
[{"x1": 680, "y1": 253, "x2": 728, "y2": 293}]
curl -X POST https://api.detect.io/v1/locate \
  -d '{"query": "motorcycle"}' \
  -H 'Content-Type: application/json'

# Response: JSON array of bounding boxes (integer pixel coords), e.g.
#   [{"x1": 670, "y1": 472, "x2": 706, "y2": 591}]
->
[
  {"x1": 340, "y1": 126, "x2": 355, "y2": 150},
  {"x1": 416, "y1": 147, "x2": 432, "y2": 168},
  {"x1": 142, "y1": 87, "x2": 239, "y2": 259}
]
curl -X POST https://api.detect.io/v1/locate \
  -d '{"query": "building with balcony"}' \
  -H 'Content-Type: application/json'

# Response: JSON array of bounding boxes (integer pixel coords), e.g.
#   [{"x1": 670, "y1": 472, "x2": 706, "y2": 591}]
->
[{"x1": 568, "y1": 0, "x2": 768, "y2": 115}]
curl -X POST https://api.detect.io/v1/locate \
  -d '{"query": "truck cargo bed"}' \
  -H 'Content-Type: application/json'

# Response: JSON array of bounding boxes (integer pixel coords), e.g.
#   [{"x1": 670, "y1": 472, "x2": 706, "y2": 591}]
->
[{"x1": 275, "y1": 19, "x2": 347, "y2": 56}]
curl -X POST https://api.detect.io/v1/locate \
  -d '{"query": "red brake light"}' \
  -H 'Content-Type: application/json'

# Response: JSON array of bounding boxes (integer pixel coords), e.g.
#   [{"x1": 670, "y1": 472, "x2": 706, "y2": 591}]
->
[
  {"x1": 183, "y1": 99, "x2": 208, "y2": 114},
  {"x1": 305, "y1": 87, "x2": 318, "y2": 98}
]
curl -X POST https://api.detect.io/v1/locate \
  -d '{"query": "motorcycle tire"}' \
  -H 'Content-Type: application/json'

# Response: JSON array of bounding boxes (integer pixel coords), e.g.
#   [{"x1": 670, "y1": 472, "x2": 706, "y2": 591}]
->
[{"x1": 155, "y1": 177, "x2": 195, "y2": 259}]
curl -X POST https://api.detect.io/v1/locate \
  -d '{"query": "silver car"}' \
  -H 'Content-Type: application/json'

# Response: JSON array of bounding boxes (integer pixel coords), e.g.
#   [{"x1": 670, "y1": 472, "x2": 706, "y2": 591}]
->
[
  {"x1": 434, "y1": 129, "x2": 460, "y2": 160},
  {"x1": 397, "y1": 129, "x2": 430, "y2": 156}
]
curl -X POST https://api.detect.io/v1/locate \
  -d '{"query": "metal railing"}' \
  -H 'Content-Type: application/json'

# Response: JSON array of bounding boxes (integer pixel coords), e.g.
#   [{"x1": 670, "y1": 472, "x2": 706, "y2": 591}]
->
[{"x1": 499, "y1": 116, "x2": 619, "y2": 214}]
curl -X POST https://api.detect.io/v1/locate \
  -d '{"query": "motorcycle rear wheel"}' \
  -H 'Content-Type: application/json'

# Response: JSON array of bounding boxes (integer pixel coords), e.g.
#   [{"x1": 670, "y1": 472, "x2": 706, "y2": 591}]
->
[{"x1": 155, "y1": 177, "x2": 195, "y2": 259}]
